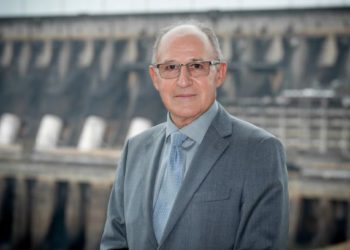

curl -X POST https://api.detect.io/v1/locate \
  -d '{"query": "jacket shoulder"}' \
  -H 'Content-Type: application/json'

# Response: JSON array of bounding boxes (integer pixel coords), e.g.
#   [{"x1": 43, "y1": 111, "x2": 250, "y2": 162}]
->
[{"x1": 218, "y1": 106, "x2": 277, "y2": 143}]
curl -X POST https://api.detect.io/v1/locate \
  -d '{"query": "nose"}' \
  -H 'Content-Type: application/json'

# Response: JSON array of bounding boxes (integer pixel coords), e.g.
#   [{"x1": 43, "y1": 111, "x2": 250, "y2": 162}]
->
[{"x1": 176, "y1": 65, "x2": 192, "y2": 87}]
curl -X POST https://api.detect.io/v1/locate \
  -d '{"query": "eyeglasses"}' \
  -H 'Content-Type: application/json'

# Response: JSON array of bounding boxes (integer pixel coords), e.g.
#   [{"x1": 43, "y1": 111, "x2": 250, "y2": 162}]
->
[{"x1": 151, "y1": 60, "x2": 221, "y2": 79}]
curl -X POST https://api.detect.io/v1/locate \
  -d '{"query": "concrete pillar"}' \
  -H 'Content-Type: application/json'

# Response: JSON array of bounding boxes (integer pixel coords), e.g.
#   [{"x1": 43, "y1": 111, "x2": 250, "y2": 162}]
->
[
  {"x1": 79, "y1": 40, "x2": 94, "y2": 68},
  {"x1": 288, "y1": 192, "x2": 301, "y2": 247},
  {"x1": 312, "y1": 198, "x2": 333, "y2": 245},
  {"x1": 238, "y1": 37, "x2": 254, "y2": 63},
  {"x1": 290, "y1": 37, "x2": 308, "y2": 89},
  {"x1": 219, "y1": 35, "x2": 235, "y2": 101},
  {"x1": 347, "y1": 198, "x2": 350, "y2": 241},
  {"x1": 19, "y1": 42, "x2": 31, "y2": 76},
  {"x1": 78, "y1": 116, "x2": 106, "y2": 151},
  {"x1": 125, "y1": 72, "x2": 141, "y2": 120},
  {"x1": 319, "y1": 35, "x2": 337, "y2": 67},
  {"x1": 126, "y1": 117, "x2": 152, "y2": 139},
  {"x1": 121, "y1": 38, "x2": 137, "y2": 64},
  {"x1": 30, "y1": 178, "x2": 56, "y2": 250},
  {"x1": 220, "y1": 73, "x2": 236, "y2": 102},
  {"x1": 84, "y1": 182, "x2": 110, "y2": 250},
  {"x1": 65, "y1": 182, "x2": 82, "y2": 242},
  {"x1": 99, "y1": 40, "x2": 114, "y2": 81},
  {"x1": 11, "y1": 177, "x2": 28, "y2": 246},
  {"x1": 1, "y1": 41, "x2": 13, "y2": 67},
  {"x1": 36, "y1": 40, "x2": 52, "y2": 68},
  {"x1": 35, "y1": 114, "x2": 63, "y2": 151},
  {"x1": 0, "y1": 176, "x2": 6, "y2": 228},
  {"x1": 0, "y1": 113, "x2": 20, "y2": 146},
  {"x1": 345, "y1": 40, "x2": 350, "y2": 83},
  {"x1": 266, "y1": 36, "x2": 284, "y2": 64},
  {"x1": 58, "y1": 41, "x2": 71, "y2": 79},
  {"x1": 221, "y1": 35, "x2": 232, "y2": 61}
]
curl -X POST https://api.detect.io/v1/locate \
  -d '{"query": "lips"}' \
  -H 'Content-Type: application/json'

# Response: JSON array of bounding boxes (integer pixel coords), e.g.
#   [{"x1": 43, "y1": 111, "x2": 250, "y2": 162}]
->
[{"x1": 174, "y1": 94, "x2": 196, "y2": 98}]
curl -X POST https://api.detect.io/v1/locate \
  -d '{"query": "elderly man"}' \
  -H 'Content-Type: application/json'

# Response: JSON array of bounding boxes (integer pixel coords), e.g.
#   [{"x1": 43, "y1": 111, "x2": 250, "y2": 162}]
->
[{"x1": 101, "y1": 21, "x2": 289, "y2": 250}]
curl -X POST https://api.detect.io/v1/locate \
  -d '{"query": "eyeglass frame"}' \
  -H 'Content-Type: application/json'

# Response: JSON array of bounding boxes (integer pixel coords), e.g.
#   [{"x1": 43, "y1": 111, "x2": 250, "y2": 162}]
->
[{"x1": 150, "y1": 60, "x2": 222, "y2": 79}]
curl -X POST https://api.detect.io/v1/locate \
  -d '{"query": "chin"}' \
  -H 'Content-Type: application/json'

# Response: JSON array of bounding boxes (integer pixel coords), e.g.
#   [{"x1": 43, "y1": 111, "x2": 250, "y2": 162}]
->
[{"x1": 174, "y1": 110, "x2": 201, "y2": 120}]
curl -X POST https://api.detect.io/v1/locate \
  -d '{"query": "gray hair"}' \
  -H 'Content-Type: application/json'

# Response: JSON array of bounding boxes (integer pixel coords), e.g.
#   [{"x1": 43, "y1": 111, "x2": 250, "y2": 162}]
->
[{"x1": 151, "y1": 20, "x2": 223, "y2": 64}]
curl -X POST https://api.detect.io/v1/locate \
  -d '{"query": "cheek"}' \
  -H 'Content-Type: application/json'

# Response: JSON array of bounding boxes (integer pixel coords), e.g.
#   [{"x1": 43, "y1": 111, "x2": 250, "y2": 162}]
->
[
  {"x1": 158, "y1": 85, "x2": 173, "y2": 100},
  {"x1": 200, "y1": 82, "x2": 217, "y2": 98}
]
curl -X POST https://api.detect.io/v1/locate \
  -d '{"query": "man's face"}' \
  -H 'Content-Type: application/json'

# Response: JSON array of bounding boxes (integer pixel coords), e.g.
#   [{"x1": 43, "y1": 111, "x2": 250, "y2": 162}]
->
[{"x1": 149, "y1": 26, "x2": 227, "y2": 128}]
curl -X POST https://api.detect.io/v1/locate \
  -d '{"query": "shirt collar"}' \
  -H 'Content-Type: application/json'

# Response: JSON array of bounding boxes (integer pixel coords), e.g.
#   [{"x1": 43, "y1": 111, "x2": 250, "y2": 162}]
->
[{"x1": 166, "y1": 101, "x2": 219, "y2": 145}]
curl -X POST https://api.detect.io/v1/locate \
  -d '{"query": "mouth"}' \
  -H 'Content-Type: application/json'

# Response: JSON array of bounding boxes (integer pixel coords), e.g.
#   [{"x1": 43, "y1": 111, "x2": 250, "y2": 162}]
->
[{"x1": 174, "y1": 94, "x2": 196, "y2": 98}]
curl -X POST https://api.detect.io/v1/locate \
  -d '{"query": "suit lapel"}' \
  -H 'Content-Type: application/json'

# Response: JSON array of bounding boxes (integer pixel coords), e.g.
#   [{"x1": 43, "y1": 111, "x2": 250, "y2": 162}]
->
[
  {"x1": 159, "y1": 105, "x2": 233, "y2": 245},
  {"x1": 142, "y1": 126, "x2": 166, "y2": 248}
]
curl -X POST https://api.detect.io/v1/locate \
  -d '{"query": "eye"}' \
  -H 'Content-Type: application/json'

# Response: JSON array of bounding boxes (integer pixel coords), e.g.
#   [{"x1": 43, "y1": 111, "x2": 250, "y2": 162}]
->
[
  {"x1": 188, "y1": 62, "x2": 204, "y2": 70},
  {"x1": 163, "y1": 64, "x2": 178, "y2": 71}
]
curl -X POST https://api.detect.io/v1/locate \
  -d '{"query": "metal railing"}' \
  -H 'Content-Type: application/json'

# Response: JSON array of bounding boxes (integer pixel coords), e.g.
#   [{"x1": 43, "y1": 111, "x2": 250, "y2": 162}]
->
[{"x1": 227, "y1": 106, "x2": 350, "y2": 155}]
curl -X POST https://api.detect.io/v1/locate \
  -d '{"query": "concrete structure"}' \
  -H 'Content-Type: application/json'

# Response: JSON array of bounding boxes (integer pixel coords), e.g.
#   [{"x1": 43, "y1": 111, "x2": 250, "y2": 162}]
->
[
  {"x1": 0, "y1": 113, "x2": 20, "y2": 145},
  {"x1": 0, "y1": 8, "x2": 350, "y2": 250},
  {"x1": 78, "y1": 116, "x2": 107, "y2": 151},
  {"x1": 35, "y1": 114, "x2": 63, "y2": 151}
]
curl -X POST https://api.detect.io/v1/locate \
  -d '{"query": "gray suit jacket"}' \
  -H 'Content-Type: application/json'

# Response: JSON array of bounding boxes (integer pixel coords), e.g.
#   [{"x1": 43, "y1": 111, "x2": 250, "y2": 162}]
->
[{"x1": 101, "y1": 104, "x2": 289, "y2": 250}]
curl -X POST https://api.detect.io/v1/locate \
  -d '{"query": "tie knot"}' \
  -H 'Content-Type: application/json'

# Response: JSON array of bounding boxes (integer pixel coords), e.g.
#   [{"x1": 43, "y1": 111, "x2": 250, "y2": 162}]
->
[{"x1": 171, "y1": 132, "x2": 187, "y2": 147}]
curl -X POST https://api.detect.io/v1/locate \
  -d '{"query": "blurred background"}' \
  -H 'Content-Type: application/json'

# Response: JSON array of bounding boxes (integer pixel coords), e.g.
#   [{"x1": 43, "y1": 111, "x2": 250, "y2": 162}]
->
[{"x1": 0, "y1": 1, "x2": 350, "y2": 250}]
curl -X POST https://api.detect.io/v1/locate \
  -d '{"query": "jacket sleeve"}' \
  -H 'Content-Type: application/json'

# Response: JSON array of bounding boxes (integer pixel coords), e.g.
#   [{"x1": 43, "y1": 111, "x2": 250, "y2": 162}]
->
[
  {"x1": 100, "y1": 141, "x2": 129, "y2": 250},
  {"x1": 235, "y1": 137, "x2": 289, "y2": 250}
]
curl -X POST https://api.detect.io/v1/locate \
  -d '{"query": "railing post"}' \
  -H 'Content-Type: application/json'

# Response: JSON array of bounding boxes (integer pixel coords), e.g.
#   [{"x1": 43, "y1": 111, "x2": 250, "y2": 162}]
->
[
  {"x1": 341, "y1": 110, "x2": 350, "y2": 155},
  {"x1": 319, "y1": 99, "x2": 329, "y2": 154},
  {"x1": 279, "y1": 106, "x2": 287, "y2": 145}
]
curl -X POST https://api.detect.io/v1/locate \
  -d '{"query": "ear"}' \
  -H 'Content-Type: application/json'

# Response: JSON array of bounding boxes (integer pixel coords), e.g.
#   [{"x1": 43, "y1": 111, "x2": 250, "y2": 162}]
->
[
  {"x1": 215, "y1": 62, "x2": 227, "y2": 88},
  {"x1": 149, "y1": 65, "x2": 160, "y2": 91}
]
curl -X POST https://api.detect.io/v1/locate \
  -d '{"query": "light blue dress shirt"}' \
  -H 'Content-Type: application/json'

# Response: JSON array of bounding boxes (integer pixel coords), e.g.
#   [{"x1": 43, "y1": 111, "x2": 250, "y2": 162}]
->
[{"x1": 153, "y1": 101, "x2": 219, "y2": 207}]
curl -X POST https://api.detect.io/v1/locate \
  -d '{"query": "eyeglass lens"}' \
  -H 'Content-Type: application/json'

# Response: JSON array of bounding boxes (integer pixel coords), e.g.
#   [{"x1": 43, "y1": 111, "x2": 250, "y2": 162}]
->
[{"x1": 158, "y1": 61, "x2": 212, "y2": 79}]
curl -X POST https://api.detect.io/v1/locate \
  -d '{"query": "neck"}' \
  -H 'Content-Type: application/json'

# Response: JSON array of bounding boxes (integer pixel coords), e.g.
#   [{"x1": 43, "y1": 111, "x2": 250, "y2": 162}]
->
[
  {"x1": 170, "y1": 106, "x2": 213, "y2": 129},
  {"x1": 171, "y1": 116, "x2": 199, "y2": 128}
]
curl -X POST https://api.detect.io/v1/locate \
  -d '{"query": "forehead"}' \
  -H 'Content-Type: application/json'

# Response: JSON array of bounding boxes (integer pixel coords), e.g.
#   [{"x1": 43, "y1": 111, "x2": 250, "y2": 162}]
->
[{"x1": 156, "y1": 25, "x2": 215, "y2": 62}]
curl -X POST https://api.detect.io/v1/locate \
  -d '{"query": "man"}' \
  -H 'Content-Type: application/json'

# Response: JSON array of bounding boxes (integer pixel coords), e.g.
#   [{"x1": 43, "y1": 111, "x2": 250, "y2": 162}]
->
[{"x1": 101, "y1": 21, "x2": 289, "y2": 250}]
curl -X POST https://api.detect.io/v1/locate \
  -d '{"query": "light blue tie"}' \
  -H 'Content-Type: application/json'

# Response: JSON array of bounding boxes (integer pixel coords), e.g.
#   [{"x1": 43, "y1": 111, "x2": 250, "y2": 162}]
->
[{"x1": 153, "y1": 132, "x2": 187, "y2": 242}]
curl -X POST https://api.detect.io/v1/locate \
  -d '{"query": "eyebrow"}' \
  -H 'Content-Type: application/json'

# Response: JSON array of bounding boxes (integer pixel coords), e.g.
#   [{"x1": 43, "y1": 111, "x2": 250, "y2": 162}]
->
[{"x1": 159, "y1": 58, "x2": 205, "y2": 64}]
